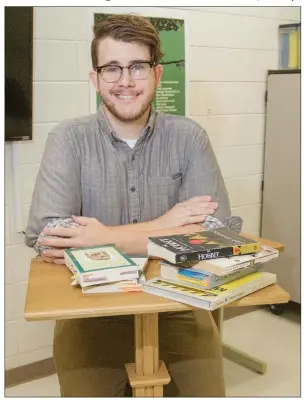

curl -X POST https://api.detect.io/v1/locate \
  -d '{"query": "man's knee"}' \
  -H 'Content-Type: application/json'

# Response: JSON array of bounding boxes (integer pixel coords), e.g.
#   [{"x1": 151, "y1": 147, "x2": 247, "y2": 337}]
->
[{"x1": 53, "y1": 317, "x2": 134, "y2": 397}]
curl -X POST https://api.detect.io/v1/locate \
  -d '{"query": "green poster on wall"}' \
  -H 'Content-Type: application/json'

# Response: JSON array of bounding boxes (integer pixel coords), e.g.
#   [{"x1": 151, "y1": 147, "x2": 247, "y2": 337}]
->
[{"x1": 94, "y1": 14, "x2": 185, "y2": 116}]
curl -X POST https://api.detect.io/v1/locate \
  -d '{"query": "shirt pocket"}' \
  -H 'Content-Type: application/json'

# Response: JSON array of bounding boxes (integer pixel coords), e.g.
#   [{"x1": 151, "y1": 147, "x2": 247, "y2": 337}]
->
[{"x1": 146, "y1": 174, "x2": 182, "y2": 218}]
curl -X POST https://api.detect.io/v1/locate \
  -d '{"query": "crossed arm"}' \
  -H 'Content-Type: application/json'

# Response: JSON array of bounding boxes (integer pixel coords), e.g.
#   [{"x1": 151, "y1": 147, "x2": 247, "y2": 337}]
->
[
  {"x1": 37, "y1": 196, "x2": 217, "y2": 264},
  {"x1": 25, "y1": 123, "x2": 231, "y2": 264}
]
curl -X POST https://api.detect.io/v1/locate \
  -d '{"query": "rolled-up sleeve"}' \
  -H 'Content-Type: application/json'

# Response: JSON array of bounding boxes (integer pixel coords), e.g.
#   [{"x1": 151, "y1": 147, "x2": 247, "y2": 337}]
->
[
  {"x1": 178, "y1": 126, "x2": 231, "y2": 219},
  {"x1": 25, "y1": 124, "x2": 82, "y2": 248}
]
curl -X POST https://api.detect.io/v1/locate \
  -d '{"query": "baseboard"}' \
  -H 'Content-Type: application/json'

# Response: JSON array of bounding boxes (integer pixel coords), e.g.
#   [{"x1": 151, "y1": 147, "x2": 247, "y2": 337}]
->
[{"x1": 5, "y1": 357, "x2": 56, "y2": 388}]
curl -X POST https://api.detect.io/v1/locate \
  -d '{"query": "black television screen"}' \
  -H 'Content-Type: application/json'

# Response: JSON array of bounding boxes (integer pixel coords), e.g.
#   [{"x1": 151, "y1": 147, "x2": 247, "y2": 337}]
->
[{"x1": 5, "y1": 6, "x2": 33, "y2": 142}]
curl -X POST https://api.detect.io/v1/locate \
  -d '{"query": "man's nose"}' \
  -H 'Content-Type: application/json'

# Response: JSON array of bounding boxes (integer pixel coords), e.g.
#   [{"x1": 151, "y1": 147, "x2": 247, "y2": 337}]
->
[{"x1": 118, "y1": 68, "x2": 135, "y2": 87}]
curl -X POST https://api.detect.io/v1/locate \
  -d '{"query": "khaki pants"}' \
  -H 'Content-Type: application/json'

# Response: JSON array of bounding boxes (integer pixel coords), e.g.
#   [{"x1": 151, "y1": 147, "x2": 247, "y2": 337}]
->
[{"x1": 53, "y1": 310, "x2": 225, "y2": 397}]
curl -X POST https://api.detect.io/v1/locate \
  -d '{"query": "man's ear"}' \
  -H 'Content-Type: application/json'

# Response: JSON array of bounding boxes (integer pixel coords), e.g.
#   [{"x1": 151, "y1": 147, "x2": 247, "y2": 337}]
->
[
  {"x1": 90, "y1": 70, "x2": 99, "y2": 91},
  {"x1": 154, "y1": 64, "x2": 163, "y2": 88}
]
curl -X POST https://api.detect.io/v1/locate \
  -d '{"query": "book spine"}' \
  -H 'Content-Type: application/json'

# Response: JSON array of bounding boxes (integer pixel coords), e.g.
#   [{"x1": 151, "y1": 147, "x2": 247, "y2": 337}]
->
[
  {"x1": 237, "y1": 242, "x2": 261, "y2": 255},
  {"x1": 255, "y1": 253, "x2": 278, "y2": 264},
  {"x1": 177, "y1": 266, "x2": 260, "y2": 290},
  {"x1": 80, "y1": 270, "x2": 139, "y2": 287},
  {"x1": 177, "y1": 275, "x2": 211, "y2": 288},
  {"x1": 221, "y1": 252, "x2": 278, "y2": 275},
  {"x1": 175, "y1": 247, "x2": 233, "y2": 263},
  {"x1": 64, "y1": 252, "x2": 78, "y2": 275},
  {"x1": 219, "y1": 260, "x2": 252, "y2": 275},
  {"x1": 210, "y1": 274, "x2": 234, "y2": 287}
]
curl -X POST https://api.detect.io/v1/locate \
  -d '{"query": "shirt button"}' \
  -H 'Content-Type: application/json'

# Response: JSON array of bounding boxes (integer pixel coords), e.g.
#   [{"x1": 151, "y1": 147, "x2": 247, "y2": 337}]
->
[
  {"x1": 133, "y1": 219, "x2": 138, "y2": 223},
  {"x1": 130, "y1": 187, "x2": 136, "y2": 192}
]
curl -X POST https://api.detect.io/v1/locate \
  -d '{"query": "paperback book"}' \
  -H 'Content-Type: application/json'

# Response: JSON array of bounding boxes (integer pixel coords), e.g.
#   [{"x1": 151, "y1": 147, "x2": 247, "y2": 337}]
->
[
  {"x1": 79, "y1": 257, "x2": 148, "y2": 294},
  {"x1": 64, "y1": 245, "x2": 138, "y2": 288},
  {"x1": 161, "y1": 245, "x2": 278, "y2": 278},
  {"x1": 143, "y1": 271, "x2": 276, "y2": 311},
  {"x1": 160, "y1": 262, "x2": 264, "y2": 289},
  {"x1": 148, "y1": 227, "x2": 261, "y2": 264}
]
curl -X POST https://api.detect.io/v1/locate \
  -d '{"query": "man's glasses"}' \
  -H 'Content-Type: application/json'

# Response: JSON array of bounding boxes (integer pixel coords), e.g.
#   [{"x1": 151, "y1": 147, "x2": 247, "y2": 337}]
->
[{"x1": 96, "y1": 61, "x2": 155, "y2": 83}]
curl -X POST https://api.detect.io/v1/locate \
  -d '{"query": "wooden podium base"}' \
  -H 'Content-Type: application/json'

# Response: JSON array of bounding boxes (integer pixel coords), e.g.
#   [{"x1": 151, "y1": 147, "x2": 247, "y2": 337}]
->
[{"x1": 125, "y1": 313, "x2": 170, "y2": 397}]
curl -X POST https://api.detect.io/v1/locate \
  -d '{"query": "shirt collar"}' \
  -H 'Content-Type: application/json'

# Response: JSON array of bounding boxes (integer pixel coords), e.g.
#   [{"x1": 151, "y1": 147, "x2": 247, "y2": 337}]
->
[{"x1": 97, "y1": 104, "x2": 157, "y2": 146}]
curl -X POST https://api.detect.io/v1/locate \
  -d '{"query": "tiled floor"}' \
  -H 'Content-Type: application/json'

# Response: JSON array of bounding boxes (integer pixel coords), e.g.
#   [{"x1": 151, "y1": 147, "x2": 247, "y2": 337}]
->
[{"x1": 6, "y1": 308, "x2": 301, "y2": 397}]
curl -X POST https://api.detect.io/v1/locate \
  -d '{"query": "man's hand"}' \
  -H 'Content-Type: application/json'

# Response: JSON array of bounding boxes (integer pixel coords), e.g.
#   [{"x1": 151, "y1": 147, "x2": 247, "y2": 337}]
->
[
  {"x1": 40, "y1": 216, "x2": 111, "y2": 264},
  {"x1": 39, "y1": 196, "x2": 218, "y2": 264},
  {"x1": 41, "y1": 248, "x2": 66, "y2": 265},
  {"x1": 153, "y1": 195, "x2": 218, "y2": 230}
]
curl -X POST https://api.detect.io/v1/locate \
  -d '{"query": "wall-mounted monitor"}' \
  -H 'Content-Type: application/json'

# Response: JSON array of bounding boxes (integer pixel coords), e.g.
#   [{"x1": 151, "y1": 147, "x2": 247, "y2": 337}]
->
[{"x1": 5, "y1": 6, "x2": 33, "y2": 142}]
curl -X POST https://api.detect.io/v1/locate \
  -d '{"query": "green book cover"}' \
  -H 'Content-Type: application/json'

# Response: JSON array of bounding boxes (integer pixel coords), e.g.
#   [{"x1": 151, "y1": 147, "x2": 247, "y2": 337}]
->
[{"x1": 65, "y1": 245, "x2": 137, "y2": 274}]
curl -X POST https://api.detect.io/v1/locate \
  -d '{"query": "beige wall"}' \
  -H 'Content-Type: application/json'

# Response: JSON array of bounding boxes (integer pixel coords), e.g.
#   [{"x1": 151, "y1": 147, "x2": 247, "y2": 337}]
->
[{"x1": 4, "y1": 6, "x2": 300, "y2": 370}]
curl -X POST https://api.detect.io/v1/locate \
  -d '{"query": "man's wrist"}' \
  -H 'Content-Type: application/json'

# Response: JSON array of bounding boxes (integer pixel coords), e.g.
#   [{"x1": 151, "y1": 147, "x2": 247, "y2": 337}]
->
[
  {"x1": 103, "y1": 225, "x2": 119, "y2": 243},
  {"x1": 107, "y1": 219, "x2": 161, "y2": 232},
  {"x1": 142, "y1": 219, "x2": 161, "y2": 230}
]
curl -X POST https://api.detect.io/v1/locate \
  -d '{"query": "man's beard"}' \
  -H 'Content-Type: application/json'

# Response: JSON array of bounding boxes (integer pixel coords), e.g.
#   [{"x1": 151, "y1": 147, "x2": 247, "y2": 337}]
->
[{"x1": 101, "y1": 91, "x2": 156, "y2": 123}]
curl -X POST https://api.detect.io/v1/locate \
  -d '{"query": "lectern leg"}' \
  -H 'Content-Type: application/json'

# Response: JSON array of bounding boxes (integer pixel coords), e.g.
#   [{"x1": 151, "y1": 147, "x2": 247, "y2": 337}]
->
[
  {"x1": 212, "y1": 308, "x2": 267, "y2": 374},
  {"x1": 125, "y1": 313, "x2": 171, "y2": 397}
]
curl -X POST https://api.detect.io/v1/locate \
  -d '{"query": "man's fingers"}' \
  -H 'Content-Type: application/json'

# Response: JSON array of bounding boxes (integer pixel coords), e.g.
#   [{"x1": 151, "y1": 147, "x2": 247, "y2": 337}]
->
[
  {"x1": 186, "y1": 203, "x2": 218, "y2": 216},
  {"x1": 72, "y1": 215, "x2": 90, "y2": 226},
  {"x1": 208, "y1": 202, "x2": 218, "y2": 210},
  {"x1": 182, "y1": 198, "x2": 219, "y2": 211},
  {"x1": 201, "y1": 208, "x2": 216, "y2": 215},
  {"x1": 54, "y1": 258, "x2": 66, "y2": 265},
  {"x1": 182, "y1": 196, "x2": 213, "y2": 204},
  {"x1": 185, "y1": 215, "x2": 207, "y2": 225},
  {"x1": 195, "y1": 202, "x2": 218, "y2": 211},
  {"x1": 42, "y1": 256, "x2": 65, "y2": 265},
  {"x1": 43, "y1": 227, "x2": 80, "y2": 238},
  {"x1": 41, "y1": 255, "x2": 57, "y2": 264},
  {"x1": 41, "y1": 248, "x2": 66, "y2": 265},
  {"x1": 40, "y1": 237, "x2": 73, "y2": 248},
  {"x1": 42, "y1": 249, "x2": 65, "y2": 258}
]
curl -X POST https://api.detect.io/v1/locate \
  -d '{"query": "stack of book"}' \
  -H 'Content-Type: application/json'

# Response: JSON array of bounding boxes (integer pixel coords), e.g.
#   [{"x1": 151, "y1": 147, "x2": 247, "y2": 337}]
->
[
  {"x1": 64, "y1": 245, "x2": 147, "y2": 294},
  {"x1": 143, "y1": 227, "x2": 279, "y2": 310}
]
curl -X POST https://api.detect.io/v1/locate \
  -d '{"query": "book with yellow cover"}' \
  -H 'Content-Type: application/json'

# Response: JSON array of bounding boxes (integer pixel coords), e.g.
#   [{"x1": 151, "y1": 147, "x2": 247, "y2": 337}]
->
[{"x1": 143, "y1": 271, "x2": 276, "y2": 310}]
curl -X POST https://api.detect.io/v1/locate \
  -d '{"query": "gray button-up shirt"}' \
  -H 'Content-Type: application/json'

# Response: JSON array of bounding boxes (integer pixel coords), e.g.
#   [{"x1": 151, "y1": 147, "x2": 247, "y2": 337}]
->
[{"x1": 25, "y1": 107, "x2": 231, "y2": 248}]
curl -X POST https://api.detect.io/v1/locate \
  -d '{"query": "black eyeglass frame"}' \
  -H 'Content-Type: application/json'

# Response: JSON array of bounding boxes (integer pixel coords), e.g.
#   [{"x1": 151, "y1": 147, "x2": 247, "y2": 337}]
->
[{"x1": 96, "y1": 61, "x2": 156, "y2": 82}]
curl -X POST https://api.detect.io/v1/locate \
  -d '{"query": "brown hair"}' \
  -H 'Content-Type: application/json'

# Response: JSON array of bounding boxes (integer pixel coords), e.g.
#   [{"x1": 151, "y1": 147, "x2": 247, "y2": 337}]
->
[{"x1": 91, "y1": 14, "x2": 165, "y2": 70}]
